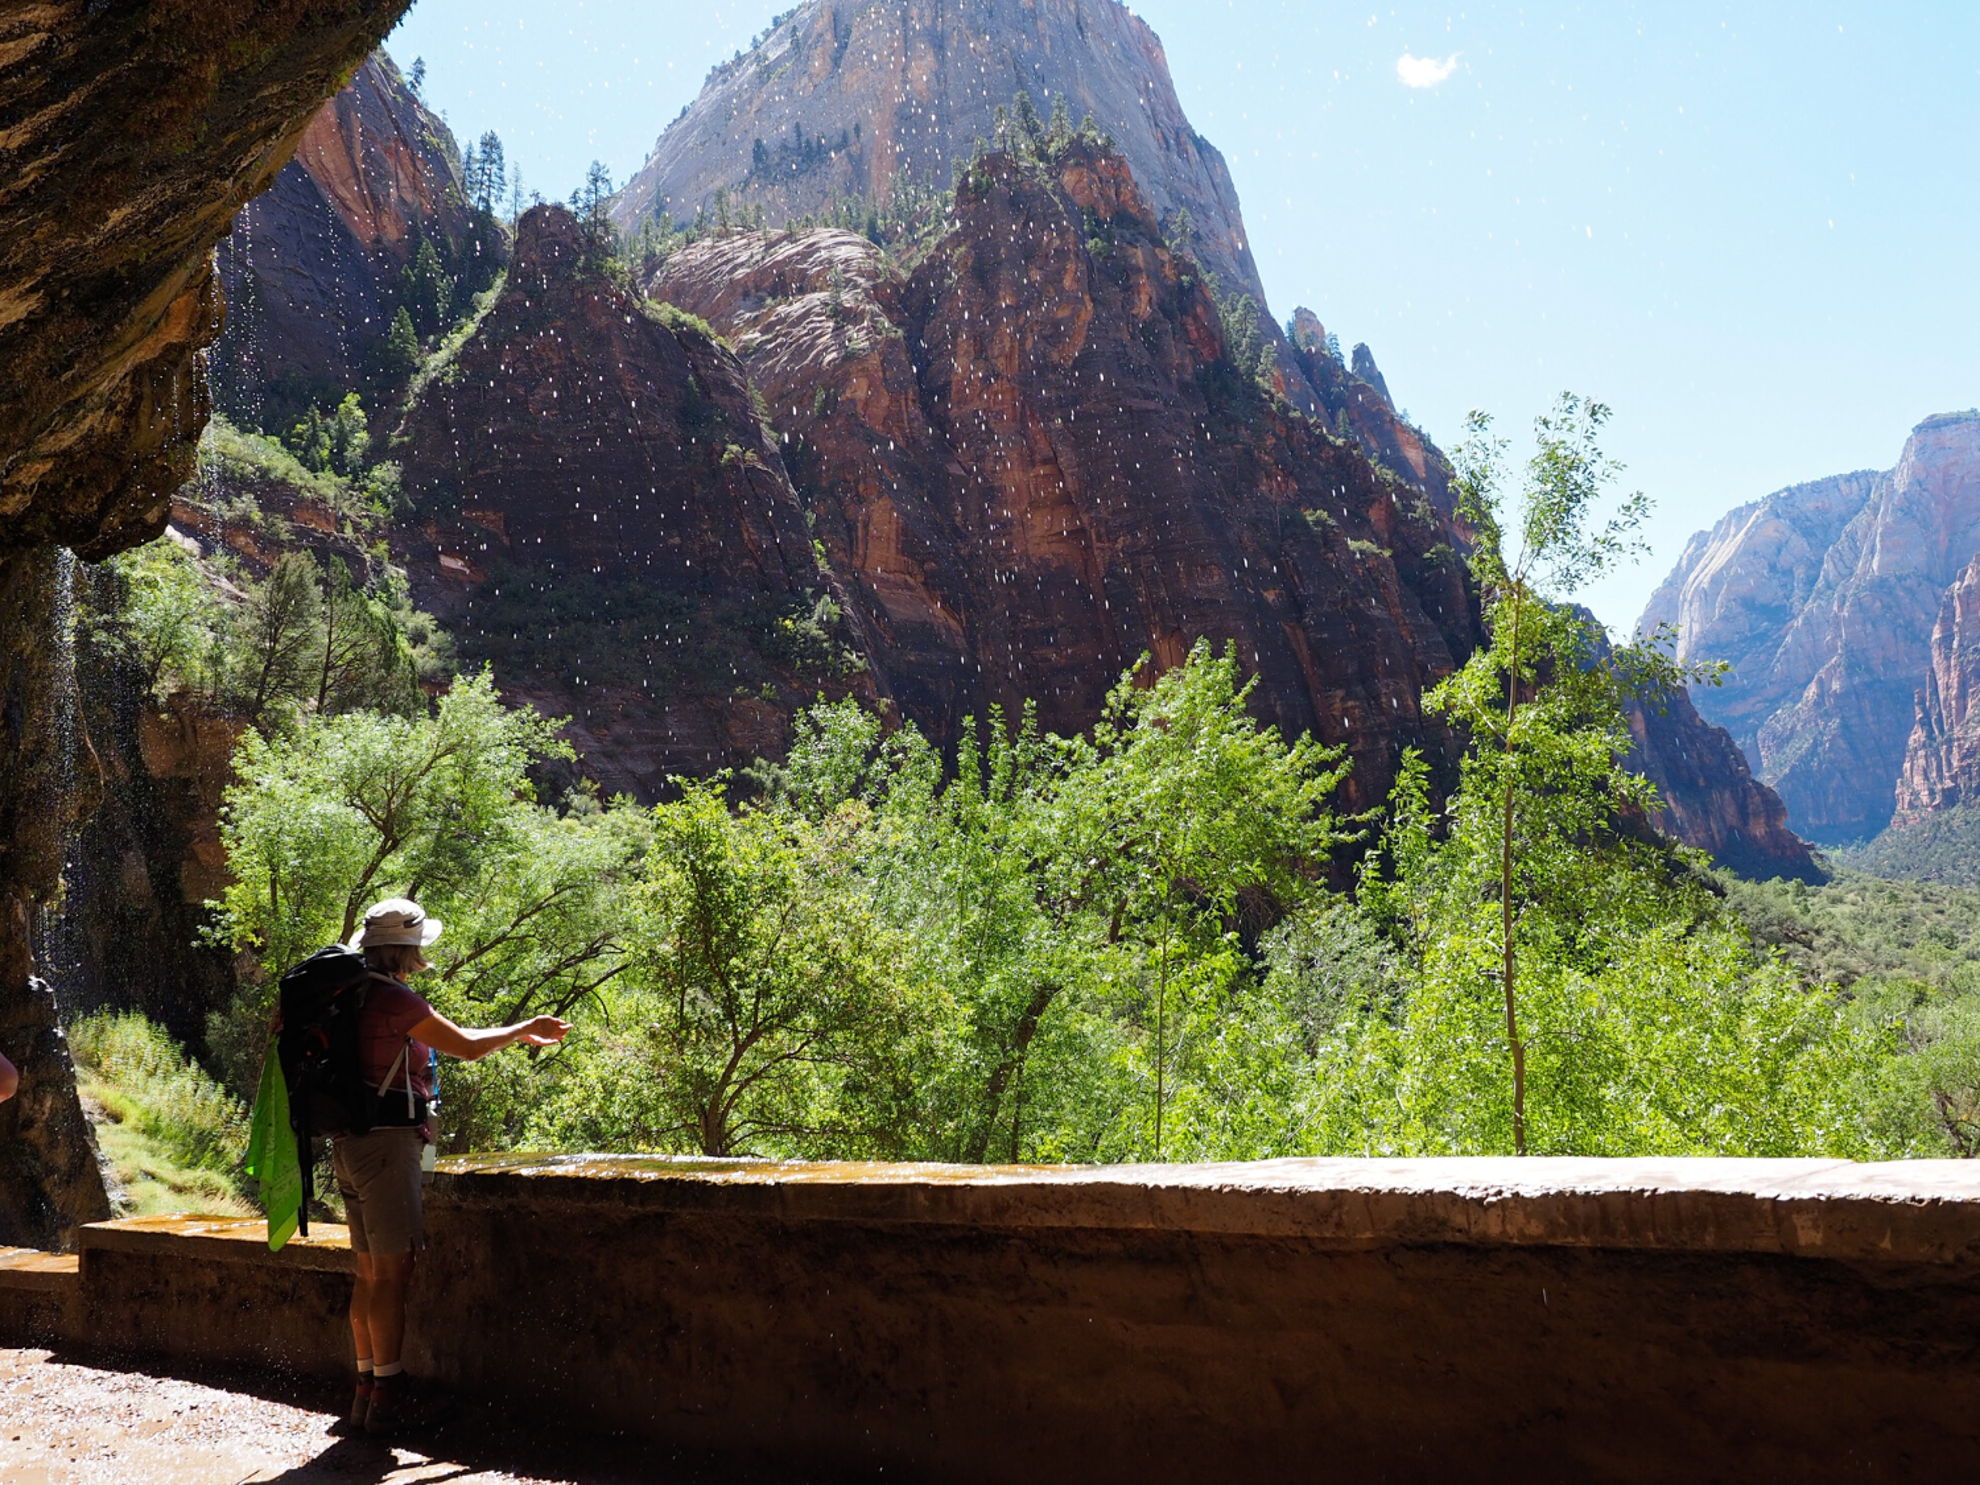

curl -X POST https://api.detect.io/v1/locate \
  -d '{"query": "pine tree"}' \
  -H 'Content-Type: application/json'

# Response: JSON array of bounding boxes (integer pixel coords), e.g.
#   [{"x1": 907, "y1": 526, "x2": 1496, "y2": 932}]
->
[
  {"x1": 383, "y1": 305, "x2": 420, "y2": 377},
  {"x1": 1011, "y1": 90, "x2": 1046, "y2": 156},
  {"x1": 569, "y1": 160, "x2": 617, "y2": 259},
  {"x1": 475, "y1": 132, "x2": 507, "y2": 214},
  {"x1": 1047, "y1": 92, "x2": 1073, "y2": 151},
  {"x1": 398, "y1": 236, "x2": 452, "y2": 336}
]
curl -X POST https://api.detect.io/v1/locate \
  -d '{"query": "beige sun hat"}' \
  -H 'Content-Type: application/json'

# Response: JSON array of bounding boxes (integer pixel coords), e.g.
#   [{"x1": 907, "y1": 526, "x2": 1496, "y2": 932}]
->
[{"x1": 348, "y1": 897, "x2": 445, "y2": 950}]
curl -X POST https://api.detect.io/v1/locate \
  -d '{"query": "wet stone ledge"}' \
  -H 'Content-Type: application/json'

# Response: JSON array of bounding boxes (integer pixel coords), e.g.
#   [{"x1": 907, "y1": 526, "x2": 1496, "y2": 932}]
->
[{"x1": 4, "y1": 1157, "x2": 1979, "y2": 1481}]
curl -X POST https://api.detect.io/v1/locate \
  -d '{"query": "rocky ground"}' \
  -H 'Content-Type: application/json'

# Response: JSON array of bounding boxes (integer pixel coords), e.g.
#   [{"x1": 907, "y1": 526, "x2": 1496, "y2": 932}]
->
[{"x1": 0, "y1": 1349, "x2": 798, "y2": 1484}]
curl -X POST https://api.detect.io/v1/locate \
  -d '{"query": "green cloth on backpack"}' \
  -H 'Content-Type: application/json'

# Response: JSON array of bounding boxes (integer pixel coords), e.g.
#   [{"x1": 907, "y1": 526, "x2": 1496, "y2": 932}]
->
[{"x1": 245, "y1": 1043, "x2": 302, "y2": 1252}]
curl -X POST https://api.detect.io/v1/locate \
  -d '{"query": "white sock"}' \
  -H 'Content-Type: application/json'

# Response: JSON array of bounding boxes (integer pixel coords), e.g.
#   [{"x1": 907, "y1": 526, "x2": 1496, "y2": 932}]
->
[
  {"x1": 357, "y1": 1358, "x2": 374, "y2": 1377},
  {"x1": 372, "y1": 1361, "x2": 404, "y2": 1380}
]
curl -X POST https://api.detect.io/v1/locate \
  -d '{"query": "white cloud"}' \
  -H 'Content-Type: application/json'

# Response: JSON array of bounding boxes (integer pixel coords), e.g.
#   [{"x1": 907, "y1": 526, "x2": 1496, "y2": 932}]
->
[{"x1": 1396, "y1": 52, "x2": 1459, "y2": 88}]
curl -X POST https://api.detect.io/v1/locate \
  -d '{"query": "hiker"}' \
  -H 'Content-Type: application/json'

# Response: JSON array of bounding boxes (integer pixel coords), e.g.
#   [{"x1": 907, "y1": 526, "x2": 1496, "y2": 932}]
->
[
  {"x1": 334, "y1": 898, "x2": 570, "y2": 1437},
  {"x1": 0, "y1": 1050, "x2": 16, "y2": 1103}
]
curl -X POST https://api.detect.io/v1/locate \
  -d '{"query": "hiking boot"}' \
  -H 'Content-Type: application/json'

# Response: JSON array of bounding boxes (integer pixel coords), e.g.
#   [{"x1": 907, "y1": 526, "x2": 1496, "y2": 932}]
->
[
  {"x1": 364, "y1": 1375, "x2": 451, "y2": 1438},
  {"x1": 328, "y1": 1377, "x2": 373, "y2": 1436}
]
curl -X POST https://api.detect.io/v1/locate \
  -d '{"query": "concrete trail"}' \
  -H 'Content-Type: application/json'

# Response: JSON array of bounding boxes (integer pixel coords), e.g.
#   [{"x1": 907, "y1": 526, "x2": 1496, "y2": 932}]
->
[{"x1": 8, "y1": 1156, "x2": 1980, "y2": 1480}]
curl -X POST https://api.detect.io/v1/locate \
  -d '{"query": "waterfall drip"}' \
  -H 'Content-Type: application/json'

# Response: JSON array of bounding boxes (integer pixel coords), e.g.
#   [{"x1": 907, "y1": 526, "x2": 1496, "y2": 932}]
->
[{"x1": 27, "y1": 548, "x2": 85, "y2": 1011}]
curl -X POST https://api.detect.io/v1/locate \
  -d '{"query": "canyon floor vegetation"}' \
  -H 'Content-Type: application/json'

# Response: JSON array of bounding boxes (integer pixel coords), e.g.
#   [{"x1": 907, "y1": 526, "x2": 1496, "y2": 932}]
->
[{"x1": 62, "y1": 393, "x2": 1980, "y2": 1188}]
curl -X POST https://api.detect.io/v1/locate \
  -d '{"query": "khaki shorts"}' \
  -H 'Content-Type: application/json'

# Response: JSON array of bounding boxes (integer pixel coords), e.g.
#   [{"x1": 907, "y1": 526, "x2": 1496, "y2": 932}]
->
[{"x1": 332, "y1": 1128, "x2": 426, "y2": 1256}]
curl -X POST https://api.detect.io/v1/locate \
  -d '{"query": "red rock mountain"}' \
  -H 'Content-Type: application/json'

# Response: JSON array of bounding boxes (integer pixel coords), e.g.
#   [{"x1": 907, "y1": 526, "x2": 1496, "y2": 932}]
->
[
  {"x1": 212, "y1": 52, "x2": 496, "y2": 426},
  {"x1": 617, "y1": 0, "x2": 1266, "y2": 322},
  {"x1": 1622, "y1": 692, "x2": 1820, "y2": 883},
  {"x1": 1642, "y1": 411, "x2": 1980, "y2": 841},
  {"x1": 647, "y1": 142, "x2": 1475, "y2": 812},
  {"x1": 392, "y1": 205, "x2": 874, "y2": 796},
  {"x1": 1897, "y1": 554, "x2": 1980, "y2": 819},
  {"x1": 609, "y1": 0, "x2": 1446, "y2": 468},
  {"x1": 392, "y1": 134, "x2": 1813, "y2": 878}
]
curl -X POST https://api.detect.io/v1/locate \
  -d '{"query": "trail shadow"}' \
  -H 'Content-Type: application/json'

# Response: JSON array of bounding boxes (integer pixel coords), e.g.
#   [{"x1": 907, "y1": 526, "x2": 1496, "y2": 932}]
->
[
  {"x1": 245, "y1": 1438, "x2": 468, "y2": 1482},
  {"x1": 37, "y1": 1342, "x2": 865, "y2": 1484}
]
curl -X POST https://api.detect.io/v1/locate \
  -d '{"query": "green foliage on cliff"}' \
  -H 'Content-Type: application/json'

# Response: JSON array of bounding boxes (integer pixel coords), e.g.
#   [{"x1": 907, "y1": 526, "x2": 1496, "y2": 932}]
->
[{"x1": 83, "y1": 538, "x2": 442, "y2": 731}]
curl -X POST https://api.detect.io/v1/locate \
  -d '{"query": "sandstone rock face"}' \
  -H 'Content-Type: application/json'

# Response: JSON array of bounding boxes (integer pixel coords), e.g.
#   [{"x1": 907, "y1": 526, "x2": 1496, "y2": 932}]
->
[
  {"x1": 652, "y1": 146, "x2": 1476, "y2": 809},
  {"x1": 1637, "y1": 469, "x2": 1878, "y2": 762},
  {"x1": 0, "y1": 977, "x2": 111, "y2": 1250},
  {"x1": 1641, "y1": 412, "x2": 1980, "y2": 841},
  {"x1": 617, "y1": 0, "x2": 1267, "y2": 314},
  {"x1": 0, "y1": 550, "x2": 110, "y2": 1249},
  {"x1": 214, "y1": 53, "x2": 473, "y2": 420},
  {"x1": 1622, "y1": 691, "x2": 1822, "y2": 884},
  {"x1": 0, "y1": 2, "x2": 413, "y2": 559},
  {"x1": 0, "y1": 0, "x2": 408, "y2": 1247},
  {"x1": 1897, "y1": 554, "x2": 1980, "y2": 819},
  {"x1": 394, "y1": 205, "x2": 874, "y2": 795}
]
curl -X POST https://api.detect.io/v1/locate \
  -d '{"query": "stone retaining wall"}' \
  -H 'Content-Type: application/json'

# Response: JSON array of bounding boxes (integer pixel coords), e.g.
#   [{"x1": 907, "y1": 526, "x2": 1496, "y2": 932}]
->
[{"x1": 6, "y1": 1156, "x2": 1980, "y2": 1480}]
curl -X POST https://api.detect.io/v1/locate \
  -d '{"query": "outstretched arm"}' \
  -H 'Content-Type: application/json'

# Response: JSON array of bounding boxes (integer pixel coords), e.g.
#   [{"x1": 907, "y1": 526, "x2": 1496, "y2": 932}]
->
[
  {"x1": 409, "y1": 1013, "x2": 570, "y2": 1064},
  {"x1": 0, "y1": 1052, "x2": 17, "y2": 1103}
]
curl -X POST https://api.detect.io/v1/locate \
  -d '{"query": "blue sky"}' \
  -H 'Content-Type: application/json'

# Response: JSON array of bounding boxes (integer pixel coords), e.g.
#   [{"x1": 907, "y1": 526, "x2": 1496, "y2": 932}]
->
[{"x1": 387, "y1": 2, "x2": 1980, "y2": 632}]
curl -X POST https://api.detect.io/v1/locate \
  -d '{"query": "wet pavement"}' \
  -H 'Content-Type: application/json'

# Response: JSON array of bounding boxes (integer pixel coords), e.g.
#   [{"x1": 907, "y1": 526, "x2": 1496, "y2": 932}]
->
[{"x1": 0, "y1": 1348, "x2": 786, "y2": 1484}]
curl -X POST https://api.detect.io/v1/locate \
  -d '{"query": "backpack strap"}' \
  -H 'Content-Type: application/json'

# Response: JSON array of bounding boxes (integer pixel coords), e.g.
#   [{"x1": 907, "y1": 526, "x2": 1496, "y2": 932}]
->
[{"x1": 367, "y1": 973, "x2": 422, "y2": 1124}]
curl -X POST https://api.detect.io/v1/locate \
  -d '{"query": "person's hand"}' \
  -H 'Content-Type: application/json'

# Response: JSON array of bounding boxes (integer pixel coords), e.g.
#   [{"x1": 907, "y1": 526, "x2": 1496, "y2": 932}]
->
[{"x1": 512, "y1": 1016, "x2": 571, "y2": 1048}]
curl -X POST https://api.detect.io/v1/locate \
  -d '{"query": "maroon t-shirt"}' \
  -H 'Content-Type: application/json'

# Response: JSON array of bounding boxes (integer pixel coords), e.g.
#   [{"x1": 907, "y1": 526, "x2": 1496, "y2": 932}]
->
[{"x1": 360, "y1": 977, "x2": 436, "y2": 1110}]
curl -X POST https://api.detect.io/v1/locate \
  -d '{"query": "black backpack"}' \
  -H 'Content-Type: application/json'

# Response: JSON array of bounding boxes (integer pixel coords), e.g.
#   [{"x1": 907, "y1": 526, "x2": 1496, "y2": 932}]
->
[{"x1": 276, "y1": 944, "x2": 428, "y2": 1235}]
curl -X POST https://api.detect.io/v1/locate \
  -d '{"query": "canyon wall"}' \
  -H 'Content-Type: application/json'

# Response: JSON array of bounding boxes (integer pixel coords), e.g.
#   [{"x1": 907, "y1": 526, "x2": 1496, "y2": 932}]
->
[
  {"x1": 611, "y1": 0, "x2": 1420, "y2": 434},
  {"x1": 393, "y1": 205, "x2": 879, "y2": 795},
  {"x1": 213, "y1": 51, "x2": 488, "y2": 428},
  {"x1": 646, "y1": 144, "x2": 1474, "y2": 810},
  {"x1": 617, "y1": 0, "x2": 1268, "y2": 318},
  {"x1": 1896, "y1": 554, "x2": 1980, "y2": 819},
  {"x1": 1642, "y1": 412, "x2": 1980, "y2": 842},
  {"x1": 0, "y1": 0, "x2": 415, "y2": 1245}
]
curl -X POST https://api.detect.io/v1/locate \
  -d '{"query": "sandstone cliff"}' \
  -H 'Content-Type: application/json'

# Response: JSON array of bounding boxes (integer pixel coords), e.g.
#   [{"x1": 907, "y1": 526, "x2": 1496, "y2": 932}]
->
[
  {"x1": 614, "y1": 0, "x2": 1401, "y2": 433},
  {"x1": 650, "y1": 143, "x2": 1479, "y2": 811},
  {"x1": 1622, "y1": 690, "x2": 1822, "y2": 884},
  {"x1": 0, "y1": 2, "x2": 413, "y2": 559},
  {"x1": 1896, "y1": 554, "x2": 1980, "y2": 819},
  {"x1": 1637, "y1": 469, "x2": 1879, "y2": 764},
  {"x1": 617, "y1": 1, "x2": 1264, "y2": 316},
  {"x1": 392, "y1": 205, "x2": 875, "y2": 796},
  {"x1": 213, "y1": 52, "x2": 490, "y2": 427},
  {"x1": 1642, "y1": 412, "x2": 1980, "y2": 841}
]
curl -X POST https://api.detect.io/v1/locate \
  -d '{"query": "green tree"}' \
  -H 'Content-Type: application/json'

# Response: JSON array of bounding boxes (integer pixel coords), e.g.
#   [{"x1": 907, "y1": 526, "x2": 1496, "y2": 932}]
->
[
  {"x1": 232, "y1": 552, "x2": 324, "y2": 735},
  {"x1": 1060, "y1": 644, "x2": 1352, "y2": 1158},
  {"x1": 1434, "y1": 394, "x2": 1659, "y2": 1152},
  {"x1": 763, "y1": 643, "x2": 1352, "y2": 1165},
  {"x1": 86, "y1": 539, "x2": 220, "y2": 700},
  {"x1": 310, "y1": 557, "x2": 420, "y2": 717},
  {"x1": 470, "y1": 131, "x2": 506, "y2": 213},
  {"x1": 398, "y1": 236, "x2": 453, "y2": 338},
  {"x1": 622, "y1": 781, "x2": 917, "y2": 1157},
  {"x1": 284, "y1": 393, "x2": 370, "y2": 479},
  {"x1": 382, "y1": 305, "x2": 421, "y2": 379},
  {"x1": 573, "y1": 160, "x2": 618, "y2": 258},
  {"x1": 208, "y1": 673, "x2": 640, "y2": 1138}
]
